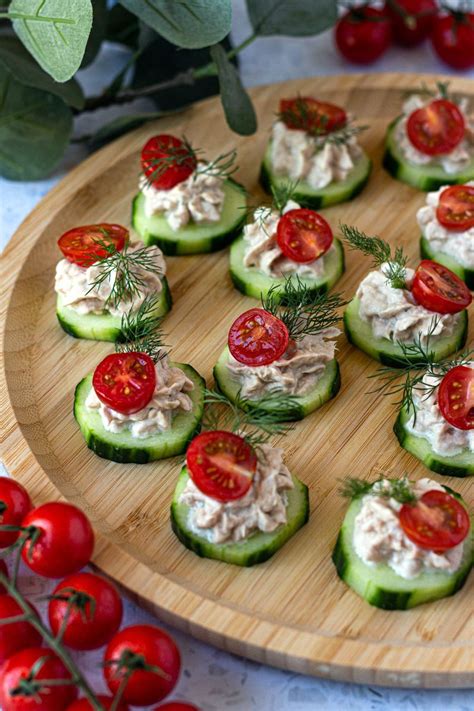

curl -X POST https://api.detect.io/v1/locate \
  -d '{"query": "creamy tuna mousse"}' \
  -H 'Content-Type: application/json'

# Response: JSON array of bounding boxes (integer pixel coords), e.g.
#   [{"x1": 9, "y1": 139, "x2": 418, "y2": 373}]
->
[
  {"x1": 85, "y1": 354, "x2": 194, "y2": 438},
  {"x1": 179, "y1": 442, "x2": 293, "y2": 544},
  {"x1": 417, "y1": 182, "x2": 474, "y2": 269},
  {"x1": 55, "y1": 243, "x2": 166, "y2": 317},
  {"x1": 353, "y1": 478, "x2": 465, "y2": 579},
  {"x1": 139, "y1": 162, "x2": 225, "y2": 232}
]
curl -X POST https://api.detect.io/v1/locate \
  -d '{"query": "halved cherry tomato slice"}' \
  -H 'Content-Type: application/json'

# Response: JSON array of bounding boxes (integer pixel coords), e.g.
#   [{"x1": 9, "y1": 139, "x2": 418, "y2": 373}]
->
[
  {"x1": 93, "y1": 352, "x2": 156, "y2": 415},
  {"x1": 141, "y1": 134, "x2": 197, "y2": 190},
  {"x1": 228, "y1": 308, "x2": 289, "y2": 366},
  {"x1": 279, "y1": 97, "x2": 347, "y2": 135},
  {"x1": 399, "y1": 490, "x2": 470, "y2": 551},
  {"x1": 186, "y1": 431, "x2": 257, "y2": 502},
  {"x1": 438, "y1": 365, "x2": 474, "y2": 431},
  {"x1": 406, "y1": 99, "x2": 465, "y2": 156},
  {"x1": 436, "y1": 185, "x2": 474, "y2": 231},
  {"x1": 277, "y1": 208, "x2": 333, "y2": 263},
  {"x1": 58, "y1": 224, "x2": 129, "y2": 268},
  {"x1": 411, "y1": 260, "x2": 472, "y2": 314}
]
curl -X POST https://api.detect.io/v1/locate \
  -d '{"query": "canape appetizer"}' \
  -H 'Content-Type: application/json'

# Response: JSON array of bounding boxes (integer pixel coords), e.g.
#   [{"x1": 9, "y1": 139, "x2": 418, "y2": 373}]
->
[
  {"x1": 260, "y1": 96, "x2": 372, "y2": 208},
  {"x1": 74, "y1": 299, "x2": 204, "y2": 463},
  {"x1": 383, "y1": 84, "x2": 474, "y2": 191},
  {"x1": 171, "y1": 390, "x2": 308, "y2": 565},
  {"x1": 55, "y1": 223, "x2": 171, "y2": 342},
  {"x1": 333, "y1": 476, "x2": 472, "y2": 609},
  {"x1": 132, "y1": 134, "x2": 247, "y2": 255},
  {"x1": 214, "y1": 279, "x2": 343, "y2": 420},
  {"x1": 418, "y1": 182, "x2": 474, "y2": 289},
  {"x1": 230, "y1": 185, "x2": 345, "y2": 301},
  {"x1": 341, "y1": 225, "x2": 470, "y2": 366}
]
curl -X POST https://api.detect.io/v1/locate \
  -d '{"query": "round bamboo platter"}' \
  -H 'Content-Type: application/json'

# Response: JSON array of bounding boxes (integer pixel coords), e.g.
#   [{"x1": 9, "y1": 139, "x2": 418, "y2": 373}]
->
[{"x1": 1, "y1": 73, "x2": 473, "y2": 689}]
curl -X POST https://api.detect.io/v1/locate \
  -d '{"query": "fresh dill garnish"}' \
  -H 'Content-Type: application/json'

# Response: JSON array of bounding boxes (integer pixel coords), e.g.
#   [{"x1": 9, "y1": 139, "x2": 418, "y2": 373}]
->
[
  {"x1": 319, "y1": 122, "x2": 369, "y2": 148},
  {"x1": 115, "y1": 294, "x2": 167, "y2": 363},
  {"x1": 403, "y1": 80, "x2": 453, "y2": 102},
  {"x1": 340, "y1": 476, "x2": 417, "y2": 505},
  {"x1": 271, "y1": 179, "x2": 300, "y2": 214},
  {"x1": 339, "y1": 223, "x2": 408, "y2": 289}
]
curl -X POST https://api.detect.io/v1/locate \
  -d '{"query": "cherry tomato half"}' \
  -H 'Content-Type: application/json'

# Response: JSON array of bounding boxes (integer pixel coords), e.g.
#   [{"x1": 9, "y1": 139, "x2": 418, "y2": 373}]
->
[
  {"x1": 277, "y1": 208, "x2": 333, "y2": 263},
  {"x1": 438, "y1": 365, "x2": 474, "y2": 431},
  {"x1": 66, "y1": 696, "x2": 129, "y2": 711},
  {"x1": 228, "y1": 308, "x2": 289, "y2": 367},
  {"x1": 279, "y1": 97, "x2": 346, "y2": 135},
  {"x1": 141, "y1": 134, "x2": 197, "y2": 190},
  {"x1": 186, "y1": 431, "x2": 257, "y2": 502},
  {"x1": 411, "y1": 260, "x2": 472, "y2": 314},
  {"x1": 335, "y1": 7, "x2": 392, "y2": 64},
  {"x1": 0, "y1": 596, "x2": 42, "y2": 665},
  {"x1": 93, "y1": 352, "x2": 156, "y2": 416},
  {"x1": 431, "y1": 12, "x2": 474, "y2": 70},
  {"x1": 436, "y1": 185, "x2": 474, "y2": 231},
  {"x1": 407, "y1": 99, "x2": 465, "y2": 156},
  {"x1": 21, "y1": 502, "x2": 94, "y2": 578},
  {"x1": 384, "y1": 0, "x2": 437, "y2": 47},
  {"x1": 0, "y1": 477, "x2": 32, "y2": 548},
  {"x1": 58, "y1": 224, "x2": 129, "y2": 268},
  {"x1": 154, "y1": 703, "x2": 200, "y2": 711},
  {"x1": 399, "y1": 490, "x2": 470, "y2": 551}
]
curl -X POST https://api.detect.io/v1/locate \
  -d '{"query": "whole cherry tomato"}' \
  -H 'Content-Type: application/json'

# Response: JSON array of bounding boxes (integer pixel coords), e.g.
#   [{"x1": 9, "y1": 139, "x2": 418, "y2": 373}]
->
[
  {"x1": 431, "y1": 12, "x2": 474, "y2": 70},
  {"x1": 0, "y1": 478, "x2": 32, "y2": 548},
  {"x1": 66, "y1": 696, "x2": 129, "y2": 711},
  {"x1": 384, "y1": 0, "x2": 436, "y2": 47},
  {"x1": 141, "y1": 135, "x2": 197, "y2": 190},
  {"x1": 438, "y1": 365, "x2": 474, "y2": 431},
  {"x1": 0, "y1": 596, "x2": 42, "y2": 665},
  {"x1": 335, "y1": 7, "x2": 392, "y2": 64}
]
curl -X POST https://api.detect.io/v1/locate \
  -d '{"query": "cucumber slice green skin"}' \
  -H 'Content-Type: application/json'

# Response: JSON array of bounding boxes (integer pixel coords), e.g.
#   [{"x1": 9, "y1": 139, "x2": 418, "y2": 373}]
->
[
  {"x1": 383, "y1": 119, "x2": 474, "y2": 192},
  {"x1": 74, "y1": 364, "x2": 205, "y2": 463},
  {"x1": 420, "y1": 235, "x2": 474, "y2": 290},
  {"x1": 213, "y1": 346, "x2": 341, "y2": 421},
  {"x1": 131, "y1": 178, "x2": 247, "y2": 256},
  {"x1": 171, "y1": 466, "x2": 309, "y2": 566},
  {"x1": 332, "y1": 491, "x2": 473, "y2": 609},
  {"x1": 394, "y1": 406, "x2": 474, "y2": 478},
  {"x1": 260, "y1": 143, "x2": 372, "y2": 209},
  {"x1": 56, "y1": 277, "x2": 172, "y2": 343},
  {"x1": 344, "y1": 297, "x2": 468, "y2": 368},
  {"x1": 229, "y1": 236, "x2": 345, "y2": 302}
]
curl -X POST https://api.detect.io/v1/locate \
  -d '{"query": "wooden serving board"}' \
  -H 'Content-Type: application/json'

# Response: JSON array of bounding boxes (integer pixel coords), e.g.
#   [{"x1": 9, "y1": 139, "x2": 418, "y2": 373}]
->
[{"x1": 1, "y1": 73, "x2": 473, "y2": 689}]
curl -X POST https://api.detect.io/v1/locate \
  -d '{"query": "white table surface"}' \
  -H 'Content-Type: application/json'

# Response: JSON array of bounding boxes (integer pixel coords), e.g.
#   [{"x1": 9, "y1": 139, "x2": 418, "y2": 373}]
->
[{"x1": 1, "y1": 2, "x2": 473, "y2": 708}]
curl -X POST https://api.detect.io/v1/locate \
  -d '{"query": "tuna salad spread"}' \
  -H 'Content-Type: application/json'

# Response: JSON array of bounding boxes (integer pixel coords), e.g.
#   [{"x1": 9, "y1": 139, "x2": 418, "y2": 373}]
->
[
  {"x1": 85, "y1": 354, "x2": 194, "y2": 438},
  {"x1": 55, "y1": 243, "x2": 166, "y2": 317},
  {"x1": 353, "y1": 478, "x2": 465, "y2": 579},
  {"x1": 179, "y1": 442, "x2": 293, "y2": 544},
  {"x1": 417, "y1": 182, "x2": 474, "y2": 269}
]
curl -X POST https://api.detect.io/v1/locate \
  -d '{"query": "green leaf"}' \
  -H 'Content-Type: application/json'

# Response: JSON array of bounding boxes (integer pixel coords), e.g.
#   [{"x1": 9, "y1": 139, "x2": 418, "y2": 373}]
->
[
  {"x1": 247, "y1": 0, "x2": 338, "y2": 36},
  {"x1": 0, "y1": 63, "x2": 72, "y2": 180},
  {"x1": 0, "y1": 35, "x2": 84, "y2": 108},
  {"x1": 105, "y1": 3, "x2": 140, "y2": 49},
  {"x1": 81, "y1": 0, "x2": 107, "y2": 68},
  {"x1": 210, "y1": 43, "x2": 257, "y2": 136},
  {"x1": 8, "y1": 0, "x2": 93, "y2": 82},
  {"x1": 118, "y1": 0, "x2": 232, "y2": 49},
  {"x1": 88, "y1": 111, "x2": 177, "y2": 148}
]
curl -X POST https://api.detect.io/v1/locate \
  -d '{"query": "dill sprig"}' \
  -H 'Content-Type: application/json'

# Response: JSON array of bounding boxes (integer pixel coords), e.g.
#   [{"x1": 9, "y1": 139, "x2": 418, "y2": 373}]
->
[
  {"x1": 271, "y1": 179, "x2": 300, "y2": 214},
  {"x1": 318, "y1": 122, "x2": 368, "y2": 148},
  {"x1": 115, "y1": 294, "x2": 167, "y2": 363},
  {"x1": 340, "y1": 476, "x2": 417, "y2": 505},
  {"x1": 403, "y1": 80, "x2": 452, "y2": 102},
  {"x1": 339, "y1": 223, "x2": 408, "y2": 289}
]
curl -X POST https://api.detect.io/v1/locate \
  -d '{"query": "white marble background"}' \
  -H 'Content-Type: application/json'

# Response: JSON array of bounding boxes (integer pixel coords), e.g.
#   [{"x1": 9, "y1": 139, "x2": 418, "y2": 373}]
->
[{"x1": 1, "y1": 1, "x2": 473, "y2": 708}]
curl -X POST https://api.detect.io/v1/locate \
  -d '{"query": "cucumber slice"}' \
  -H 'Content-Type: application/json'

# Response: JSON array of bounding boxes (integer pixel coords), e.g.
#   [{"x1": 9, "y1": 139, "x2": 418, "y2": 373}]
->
[
  {"x1": 420, "y1": 234, "x2": 474, "y2": 290},
  {"x1": 74, "y1": 364, "x2": 205, "y2": 463},
  {"x1": 213, "y1": 346, "x2": 340, "y2": 421},
  {"x1": 171, "y1": 466, "x2": 309, "y2": 566},
  {"x1": 131, "y1": 179, "x2": 247, "y2": 255},
  {"x1": 260, "y1": 143, "x2": 372, "y2": 209},
  {"x1": 56, "y1": 277, "x2": 172, "y2": 342},
  {"x1": 383, "y1": 119, "x2": 474, "y2": 192},
  {"x1": 344, "y1": 297, "x2": 468, "y2": 367},
  {"x1": 332, "y1": 491, "x2": 473, "y2": 609},
  {"x1": 229, "y1": 236, "x2": 345, "y2": 302},
  {"x1": 394, "y1": 406, "x2": 474, "y2": 478}
]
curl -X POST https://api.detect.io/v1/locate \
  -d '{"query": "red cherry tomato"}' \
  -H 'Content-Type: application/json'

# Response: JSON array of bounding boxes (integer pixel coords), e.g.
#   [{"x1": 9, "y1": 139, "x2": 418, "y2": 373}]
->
[
  {"x1": 399, "y1": 490, "x2": 470, "y2": 551},
  {"x1": 0, "y1": 596, "x2": 42, "y2": 665},
  {"x1": 93, "y1": 352, "x2": 156, "y2": 416},
  {"x1": 277, "y1": 208, "x2": 333, "y2": 263},
  {"x1": 407, "y1": 99, "x2": 465, "y2": 156},
  {"x1": 58, "y1": 224, "x2": 129, "y2": 268},
  {"x1": 278, "y1": 97, "x2": 346, "y2": 135},
  {"x1": 411, "y1": 260, "x2": 472, "y2": 314},
  {"x1": 438, "y1": 365, "x2": 474, "y2": 431},
  {"x1": 48, "y1": 572, "x2": 123, "y2": 651},
  {"x1": 154, "y1": 704, "x2": 200, "y2": 711},
  {"x1": 436, "y1": 185, "x2": 474, "y2": 231},
  {"x1": 384, "y1": 0, "x2": 436, "y2": 47},
  {"x1": 66, "y1": 696, "x2": 129, "y2": 711},
  {"x1": 228, "y1": 308, "x2": 289, "y2": 367},
  {"x1": 186, "y1": 431, "x2": 257, "y2": 502},
  {"x1": 104, "y1": 624, "x2": 181, "y2": 707},
  {"x1": 141, "y1": 134, "x2": 197, "y2": 190},
  {"x1": 0, "y1": 647, "x2": 78, "y2": 711},
  {"x1": 0, "y1": 477, "x2": 32, "y2": 548},
  {"x1": 335, "y1": 7, "x2": 392, "y2": 64},
  {"x1": 431, "y1": 12, "x2": 474, "y2": 70},
  {"x1": 21, "y1": 502, "x2": 94, "y2": 579}
]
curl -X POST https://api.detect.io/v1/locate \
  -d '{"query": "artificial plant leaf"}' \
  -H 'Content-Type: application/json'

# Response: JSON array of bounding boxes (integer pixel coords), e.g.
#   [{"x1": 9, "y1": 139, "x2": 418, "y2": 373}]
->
[
  {"x1": 246, "y1": 0, "x2": 338, "y2": 36},
  {"x1": 105, "y1": 3, "x2": 140, "y2": 49},
  {"x1": 81, "y1": 0, "x2": 107, "y2": 68},
  {"x1": 210, "y1": 43, "x2": 257, "y2": 136}
]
